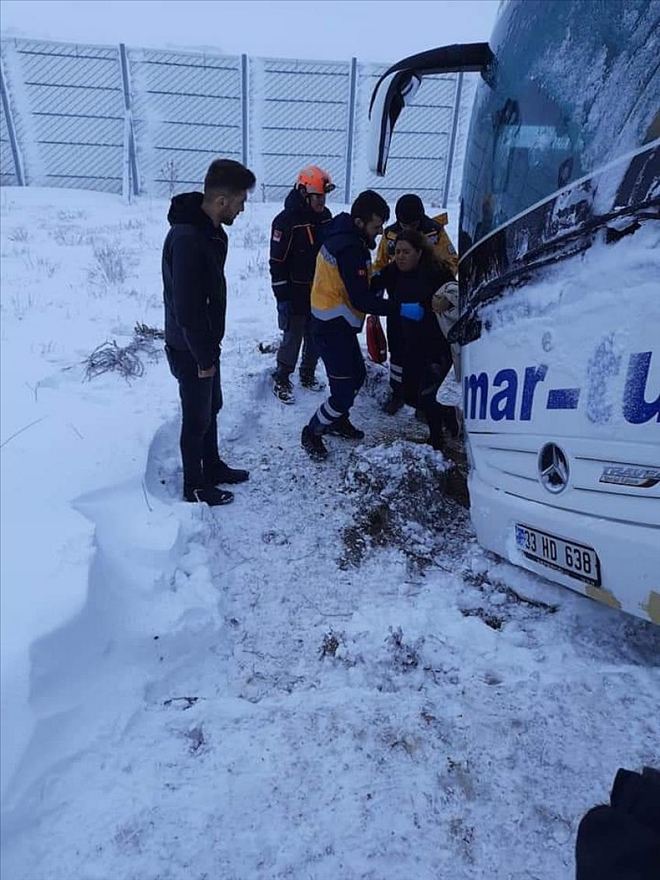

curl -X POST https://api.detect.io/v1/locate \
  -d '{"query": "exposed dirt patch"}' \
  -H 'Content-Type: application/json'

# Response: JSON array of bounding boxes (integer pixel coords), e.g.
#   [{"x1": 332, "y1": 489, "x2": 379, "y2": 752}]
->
[{"x1": 339, "y1": 440, "x2": 473, "y2": 572}]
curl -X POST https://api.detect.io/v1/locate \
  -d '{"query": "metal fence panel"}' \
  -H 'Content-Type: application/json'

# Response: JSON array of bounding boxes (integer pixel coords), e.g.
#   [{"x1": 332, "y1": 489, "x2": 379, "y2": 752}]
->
[
  {"x1": 1, "y1": 39, "x2": 124, "y2": 192},
  {"x1": 127, "y1": 47, "x2": 243, "y2": 196},
  {"x1": 251, "y1": 56, "x2": 351, "y2": 204},
  {"x1": 0, "y1": 37, "x2": 477, "y2": 209}
]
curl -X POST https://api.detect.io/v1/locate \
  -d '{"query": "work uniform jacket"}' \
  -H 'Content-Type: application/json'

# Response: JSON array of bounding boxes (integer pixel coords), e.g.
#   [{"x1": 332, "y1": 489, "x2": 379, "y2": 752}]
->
[
  {"x1": 310, "y1": 213, "x2": 396, "y2": 335},
  {"x1": 372, "y1": 212, "x2": 458, "y2": 276},
  {"x1": 269, "y1": 188, "x2": 332, "y2": 315}
]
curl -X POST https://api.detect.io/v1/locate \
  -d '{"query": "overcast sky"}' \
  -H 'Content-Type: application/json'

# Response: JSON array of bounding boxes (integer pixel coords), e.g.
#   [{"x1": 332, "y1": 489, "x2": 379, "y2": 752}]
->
[{"x1": 0, "y1": 0, "x2": 500, "y2": 63}]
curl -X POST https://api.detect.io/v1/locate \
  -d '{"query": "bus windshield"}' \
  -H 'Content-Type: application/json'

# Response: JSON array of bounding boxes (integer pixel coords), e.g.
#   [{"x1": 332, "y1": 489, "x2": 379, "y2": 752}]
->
[{"x1": 460, "y1": 0, "x2": 660, "y2": 252}]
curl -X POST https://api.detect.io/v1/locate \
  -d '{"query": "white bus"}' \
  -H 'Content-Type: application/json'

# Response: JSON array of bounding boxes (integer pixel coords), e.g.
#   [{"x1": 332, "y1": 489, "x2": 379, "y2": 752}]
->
[{"x1": 368, "y1": 0, "x2": 660, "y2": 623}]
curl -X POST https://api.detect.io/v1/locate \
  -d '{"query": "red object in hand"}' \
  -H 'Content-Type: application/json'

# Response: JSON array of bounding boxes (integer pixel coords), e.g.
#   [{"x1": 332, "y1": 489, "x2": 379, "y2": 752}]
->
[{"x1": 366, "y1": 315, "x2": 388, "y2": 364}]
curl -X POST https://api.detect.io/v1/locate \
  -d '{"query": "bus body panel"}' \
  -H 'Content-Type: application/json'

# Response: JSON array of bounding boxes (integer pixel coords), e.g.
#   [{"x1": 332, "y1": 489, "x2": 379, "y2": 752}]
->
[
  {"x1": 367, "y1": 0, "x2": 660, "y2": 621},
  {"x1": 459, "y1": 0, "x2": 660, "y2": 622}
]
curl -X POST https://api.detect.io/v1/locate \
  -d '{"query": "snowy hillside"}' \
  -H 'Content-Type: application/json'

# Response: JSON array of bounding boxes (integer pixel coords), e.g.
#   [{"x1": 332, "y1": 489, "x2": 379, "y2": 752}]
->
[{"x1": 1, "y1": 186, "x2": 658, "y2": 880}]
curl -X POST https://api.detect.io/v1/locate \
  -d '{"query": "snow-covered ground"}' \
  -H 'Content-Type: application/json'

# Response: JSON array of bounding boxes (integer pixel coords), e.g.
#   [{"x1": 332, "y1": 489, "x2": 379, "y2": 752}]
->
[{"x1": 1, "y1": 186, "x2": 658, "y2": 880}]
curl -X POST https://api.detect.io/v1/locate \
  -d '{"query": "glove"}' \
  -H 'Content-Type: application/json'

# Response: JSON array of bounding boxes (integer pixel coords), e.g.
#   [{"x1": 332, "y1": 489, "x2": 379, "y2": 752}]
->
[
  {"x1": 277, "y1": 300, "x2": 292, "y2": 332},
  {"x1": 400, "y1": 302, "x2": 424, "y2": 322}
]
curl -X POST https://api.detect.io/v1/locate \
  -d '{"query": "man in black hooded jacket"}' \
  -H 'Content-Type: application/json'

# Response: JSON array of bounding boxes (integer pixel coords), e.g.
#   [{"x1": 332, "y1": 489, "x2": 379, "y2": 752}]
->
[
  {"x1": 162, "y1": 158, "x2": 256, "y2": 506},
  {"x1": 270, "y1": 165, "x2": 335, "y2": 404}
]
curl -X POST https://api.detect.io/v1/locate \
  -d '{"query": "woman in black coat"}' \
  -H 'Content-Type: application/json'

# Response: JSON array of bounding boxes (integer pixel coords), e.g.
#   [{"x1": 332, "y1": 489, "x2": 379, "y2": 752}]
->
[{"x1": 371, "y1": 229, "x2": 459, "y2": 450}]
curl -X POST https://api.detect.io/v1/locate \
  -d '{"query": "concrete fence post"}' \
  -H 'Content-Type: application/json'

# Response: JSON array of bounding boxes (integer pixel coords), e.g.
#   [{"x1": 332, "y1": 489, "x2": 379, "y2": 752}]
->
[
  {"x1": 442, "y1": 71, "x2": 464, "y2": 209},
  {"x1": 0, "y1": 52, "x2": 26, "y2": 186},
  {"x1": 118, "y1": 43, "x2": 140, "y2": 200},
  {"x1": 344, "y1": 57, "x2": 358, "y2": 204}
]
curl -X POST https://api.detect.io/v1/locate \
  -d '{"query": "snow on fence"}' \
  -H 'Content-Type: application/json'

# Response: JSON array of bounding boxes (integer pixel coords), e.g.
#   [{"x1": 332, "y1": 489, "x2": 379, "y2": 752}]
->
[{"x1": 0, "y1": 37, "x2": 476, "y2": 206}]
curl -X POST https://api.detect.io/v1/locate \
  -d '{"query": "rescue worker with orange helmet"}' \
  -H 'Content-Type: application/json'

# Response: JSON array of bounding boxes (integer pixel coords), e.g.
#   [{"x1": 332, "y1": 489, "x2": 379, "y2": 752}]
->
[{"x1": 270, "y1": 165, "x2": 335, "y2": 404}]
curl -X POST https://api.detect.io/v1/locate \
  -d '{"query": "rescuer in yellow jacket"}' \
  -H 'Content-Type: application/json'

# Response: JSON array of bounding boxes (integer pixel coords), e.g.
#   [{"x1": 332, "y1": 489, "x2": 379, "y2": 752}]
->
[
  {"x1": 301, "y1": 190, "x2": 426, "y2": 460},
  {"x1": 372, "y1": 193, "x2": 458, "y2": 414}
]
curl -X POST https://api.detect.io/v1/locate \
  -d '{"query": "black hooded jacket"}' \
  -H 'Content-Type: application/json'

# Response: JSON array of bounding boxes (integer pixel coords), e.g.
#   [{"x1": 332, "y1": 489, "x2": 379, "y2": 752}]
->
[
  {"x1": 162, "y1": 191, "x2": 228, "y2": 370},
  {"x1": 269, "y1": 187, "x2": 332, "y2": 315}
]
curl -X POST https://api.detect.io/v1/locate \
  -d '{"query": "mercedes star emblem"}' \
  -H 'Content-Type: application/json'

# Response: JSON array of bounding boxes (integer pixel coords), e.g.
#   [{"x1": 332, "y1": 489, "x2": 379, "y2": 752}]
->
[{"x1": 538, "y1": 443, "x2": 570, "y2": 494}]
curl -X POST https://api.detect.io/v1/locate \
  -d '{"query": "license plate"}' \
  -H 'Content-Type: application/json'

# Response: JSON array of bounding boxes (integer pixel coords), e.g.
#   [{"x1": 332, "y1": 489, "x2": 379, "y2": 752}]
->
[{"x1": 515, "y1": 524, "x2": 601, "y2": 587}]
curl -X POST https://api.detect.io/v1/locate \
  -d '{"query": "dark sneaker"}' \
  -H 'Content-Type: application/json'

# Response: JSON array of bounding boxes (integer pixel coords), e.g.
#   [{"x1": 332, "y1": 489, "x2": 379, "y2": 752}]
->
[
  {"x1": 301, "y1": 425, "x2": 328, "y2": 460},
  {"x1": 299, "y1": 374, "x2": 325, "y2": 392},
  {"x1": 273, "y1": 376, "x2": 295, "y2": 404},
  {"x1": 325, "y1": 415, "x2": 365, "y2": 440},
  {"x1": 206, "y1": 460, "x2": 250, "y2": 485},
  {"x1": 382, "y1": 392, "x2": 405, "y2": 415},
  {"x1": 184, "y1": 486, "x2": 234, "y2": 506}
]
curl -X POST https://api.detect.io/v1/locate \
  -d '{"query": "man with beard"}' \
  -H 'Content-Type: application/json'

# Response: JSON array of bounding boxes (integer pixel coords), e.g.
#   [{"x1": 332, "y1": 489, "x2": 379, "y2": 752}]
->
[
  {"x1": 301, "y1": 190, "x2": 425, "y2": 460},
  {"x1": 162, "y1": 158, "x2": 256, "y2": 506},
  {"x1": 270, "y1": 165, "x2": 335, "y2": 404}
]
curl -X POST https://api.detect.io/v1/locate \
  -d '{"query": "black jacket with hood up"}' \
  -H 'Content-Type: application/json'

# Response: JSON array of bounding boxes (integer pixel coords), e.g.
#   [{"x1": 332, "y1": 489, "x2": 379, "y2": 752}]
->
[{"x1": 162, "y1": 191, "x2": 228, "y2": 370}]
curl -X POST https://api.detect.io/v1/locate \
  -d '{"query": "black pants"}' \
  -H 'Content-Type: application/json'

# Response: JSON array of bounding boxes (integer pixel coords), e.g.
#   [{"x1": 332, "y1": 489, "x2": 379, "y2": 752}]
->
[
  {"x1": 386, "y1": 312, "x2": 404, "y2": 395},
  {"x1": 417, "y1": 358, "x2": 459, "y2": 448},
  {"x1": 165, "y1": 346, "x2": 222, "y2": 491},
  {"x1": 275, "y1": 311, "x2": 319, "y2": 380}
]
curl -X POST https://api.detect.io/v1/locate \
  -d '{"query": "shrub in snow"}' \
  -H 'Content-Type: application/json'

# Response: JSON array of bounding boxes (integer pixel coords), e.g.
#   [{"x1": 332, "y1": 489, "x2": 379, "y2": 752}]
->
[
  {"x1": 10, "y1": 288, "x2": 37, "y2": 320},
  {"x1": 57, "y1": 209, "x2": 87, "y2": 221},
  {"x1": 83, "y1": 323, "x2": 164, "y2": 381},
  {"x1": 83, "y1": 340, "x2": 146, "y2": 381},
  {"x1": 21, "y1": 250, "x2": 59, "y2": 278},
  {"x1": 50, "y1": 226, "x2": 89, "y2": 247},
  {"x1": 319, "y1": 629, "x2": 343, "y2": 659},
  {"x1": 385, "y1": 625, "x2": 423, "y2": 671},
  {"x1": 239, "y1": 254, "x2": 269, "y2": 281},
  {"x1": 133, "y1": 321, "x2": 164, "y2": 343},
  {"x1": 7, "y1": 226, "x2": 29, "y2": 242},
  {"x1": 242, "y1": 223, "x2": 269, "y2": 250},
  {"x1": 90, "y1": 242, "x2": 128, "y2": 287}
]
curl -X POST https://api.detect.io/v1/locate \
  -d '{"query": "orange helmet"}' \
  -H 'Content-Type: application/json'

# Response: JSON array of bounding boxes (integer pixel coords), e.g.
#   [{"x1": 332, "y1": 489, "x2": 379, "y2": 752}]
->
[{"x1": 296, "y1": 165, "x2": 336, "y2": 195}]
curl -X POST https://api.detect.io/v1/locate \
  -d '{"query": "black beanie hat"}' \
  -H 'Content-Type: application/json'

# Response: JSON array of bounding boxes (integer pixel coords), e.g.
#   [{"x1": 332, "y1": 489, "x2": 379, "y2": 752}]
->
[{"x1": 395, "y1": 193, "x2": 424, "y2": 224}]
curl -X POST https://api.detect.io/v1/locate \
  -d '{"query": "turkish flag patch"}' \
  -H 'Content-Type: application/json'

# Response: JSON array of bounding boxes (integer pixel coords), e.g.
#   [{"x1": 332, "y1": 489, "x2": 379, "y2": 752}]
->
[{"x1": 272, "y1": 229, "x2": 282, "y2": 242}]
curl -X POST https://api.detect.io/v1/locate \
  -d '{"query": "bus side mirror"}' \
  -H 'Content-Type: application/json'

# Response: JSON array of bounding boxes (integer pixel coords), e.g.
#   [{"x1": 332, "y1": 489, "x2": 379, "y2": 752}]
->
[
  {"x1": 368, "y1": 43, "x2": 494, "y2": 176},
  {"x1": 367, "y1": 70, "x2": 421, "y2": 177}
]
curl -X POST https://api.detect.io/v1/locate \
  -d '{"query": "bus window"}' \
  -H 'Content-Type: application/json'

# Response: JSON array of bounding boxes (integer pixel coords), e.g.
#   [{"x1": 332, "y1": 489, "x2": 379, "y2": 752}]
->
[
  {"x1": 461, "y1": 0, "x2": 660, "y2": 249},
  {"x1": 463, "y1": 72, "x2": 584, "y2": 246}
]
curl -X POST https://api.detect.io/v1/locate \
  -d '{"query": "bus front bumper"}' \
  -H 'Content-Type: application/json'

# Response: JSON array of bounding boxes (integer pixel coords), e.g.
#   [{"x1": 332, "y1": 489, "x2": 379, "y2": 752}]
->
[{"x1": 468, "y1": 471, "x2": 660, "y2": 624}]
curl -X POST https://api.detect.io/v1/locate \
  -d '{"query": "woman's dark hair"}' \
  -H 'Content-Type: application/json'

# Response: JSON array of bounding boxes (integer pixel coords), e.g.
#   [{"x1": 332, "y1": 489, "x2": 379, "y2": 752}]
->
[
  {"x1": 204, "y1": 158, "x2": 256, "y2": 196},
  {"x1": 395, "y1": 228, "x2": 442, "y2": 272},
  {"x1": 350, "y1": 190, "x2": 390, "y2": 223}
]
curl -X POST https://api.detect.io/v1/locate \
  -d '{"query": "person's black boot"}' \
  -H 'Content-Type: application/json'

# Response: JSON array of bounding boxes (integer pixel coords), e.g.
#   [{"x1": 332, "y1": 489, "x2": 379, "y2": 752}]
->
[
  {"x1": 301, "y1": 425, "x2": 328, "y2": 460},
  {"x1": 325, "y1": 415, "x2": 365, "y2": 440},
  {"x1": 205, "y1": 460, "x2": 250, "y2": 485},
  {"x1": 273, "y1": 374, "x2": 295, "y2": 404},
  {"x1": 299, "y1": 372, "x2": 325, "y2": 392},
  {"x1": 382, "y1": 390, "x2": 405, "y2": 415},
  {"x1": 184, "y1": 486, "x2": 235, "y2": 506}
]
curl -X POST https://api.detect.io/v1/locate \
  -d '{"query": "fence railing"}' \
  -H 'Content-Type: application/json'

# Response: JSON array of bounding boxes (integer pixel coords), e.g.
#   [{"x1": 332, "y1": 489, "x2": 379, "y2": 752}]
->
[{"x1": 0, "y1": 37, "x2": 476, "y2": 206}]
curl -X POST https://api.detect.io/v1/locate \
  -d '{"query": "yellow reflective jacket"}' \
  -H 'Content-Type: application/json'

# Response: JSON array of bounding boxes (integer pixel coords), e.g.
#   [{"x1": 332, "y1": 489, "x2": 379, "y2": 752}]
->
[
  {"x1": 372, "y1": 212, "x2": 458, "y2": 276},
  {"x1": 311, "y1": 213, "x2": 394, "y2": 332}
]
